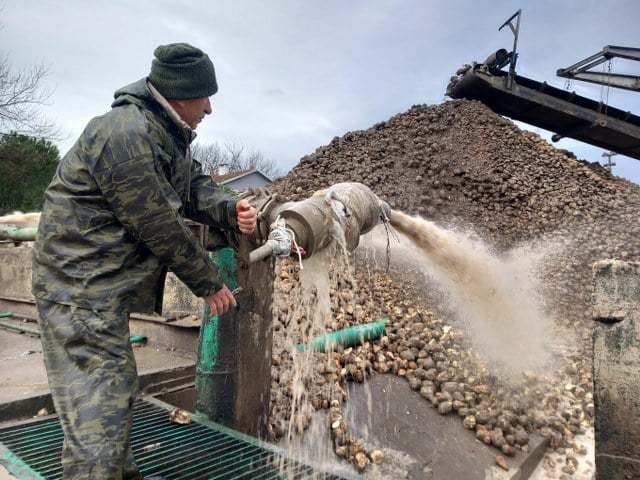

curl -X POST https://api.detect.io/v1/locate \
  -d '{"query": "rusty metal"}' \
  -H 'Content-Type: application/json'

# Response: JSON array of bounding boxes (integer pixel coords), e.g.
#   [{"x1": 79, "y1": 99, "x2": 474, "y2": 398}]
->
[
  {"x1": 557, "y1": 46, "x2": 640, "y2": 92},
  {"x1": 447, "y1": 63, "x2": 640, "y2": 161},
  {"x1": 498, "y1": 9, "x2": 521, "y2": 90},
  {"x1": 249, "y1": 182, "x2": 390, "y2": 263}
]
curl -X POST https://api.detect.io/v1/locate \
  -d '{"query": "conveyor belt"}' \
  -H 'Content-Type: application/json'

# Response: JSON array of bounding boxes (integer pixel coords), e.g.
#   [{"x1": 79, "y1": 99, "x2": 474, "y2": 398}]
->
[{"x1": 447, "y1": 65, "x2": 640, "y2": 161}]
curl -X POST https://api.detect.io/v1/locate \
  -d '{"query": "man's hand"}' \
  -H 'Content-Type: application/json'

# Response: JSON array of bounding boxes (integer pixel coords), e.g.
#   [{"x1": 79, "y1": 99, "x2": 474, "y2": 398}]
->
[
  {"x1": 236, "y1": 199, "x2": 257, "y2": 235},
  {"x1": 203, "y1": 284, "x2": 236, "y2": 316}
]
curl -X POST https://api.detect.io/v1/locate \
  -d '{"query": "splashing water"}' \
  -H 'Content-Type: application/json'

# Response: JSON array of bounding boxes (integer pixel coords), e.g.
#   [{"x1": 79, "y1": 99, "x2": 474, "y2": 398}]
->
[
  {"x1": 273, "y1": 216, "x2": 370, "y2": 477},
  {"x1": 273, "y1": 207, "x2": 556, "y2": 476},
  {"x1": 388, "y1": 209, "x2": 553, "y2": 379}
]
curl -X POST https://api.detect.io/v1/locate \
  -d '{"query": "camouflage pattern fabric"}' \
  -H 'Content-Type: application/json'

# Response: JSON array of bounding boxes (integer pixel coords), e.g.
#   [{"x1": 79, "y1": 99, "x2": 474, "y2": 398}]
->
[
  {"x1": 37, "y1": 299, "x2": 141, "y2": 479},
  {"x1": 31, "y1": 78, "x2": 242, "y2": 478},
  {"x1": 32, "y1": 78, "x2": 240, "y2": 314}
]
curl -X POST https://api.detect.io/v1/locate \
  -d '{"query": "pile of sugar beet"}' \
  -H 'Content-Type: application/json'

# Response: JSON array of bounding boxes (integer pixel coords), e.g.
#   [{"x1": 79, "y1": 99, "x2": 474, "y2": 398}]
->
[{"x1": 264, "y1": 98, "x2": 640, "y2": 473}]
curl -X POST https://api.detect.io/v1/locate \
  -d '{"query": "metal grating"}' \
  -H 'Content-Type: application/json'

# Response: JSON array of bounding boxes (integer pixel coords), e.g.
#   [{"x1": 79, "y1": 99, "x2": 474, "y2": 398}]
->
[{"x1": 0, "y1": 398, "x2": 360, "y2": 480}]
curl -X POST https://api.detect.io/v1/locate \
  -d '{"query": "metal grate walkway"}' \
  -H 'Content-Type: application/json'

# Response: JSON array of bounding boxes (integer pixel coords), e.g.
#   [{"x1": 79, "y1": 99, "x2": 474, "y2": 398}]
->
[{"x1": 0, "y1": 398, "x2": 359, "y2": 480}]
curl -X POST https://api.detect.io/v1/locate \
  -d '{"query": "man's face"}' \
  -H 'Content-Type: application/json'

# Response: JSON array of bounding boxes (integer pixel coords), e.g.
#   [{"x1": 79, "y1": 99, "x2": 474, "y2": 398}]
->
[{"x1": 170, "y1": 97, "x2": 212, "y2": 130}]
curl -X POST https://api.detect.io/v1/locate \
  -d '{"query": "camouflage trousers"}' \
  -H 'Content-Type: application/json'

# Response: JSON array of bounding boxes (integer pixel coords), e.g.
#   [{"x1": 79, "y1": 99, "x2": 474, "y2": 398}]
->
[{"x1": 36, "y1": 299, "x2": 142, "y2": 480}]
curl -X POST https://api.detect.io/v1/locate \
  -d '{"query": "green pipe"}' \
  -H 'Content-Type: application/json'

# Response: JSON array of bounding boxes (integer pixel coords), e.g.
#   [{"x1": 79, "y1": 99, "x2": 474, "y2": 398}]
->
[
  {"x1": 0, "y1": 226, "x2": 37, "y2": 241},
  {"x1": 296, "y1": 318, "x2": 388, "y2": 353},
  {"x1": 0, "y1": 314, "x2": 148, "y2": 343},
  {"x1": 0, "y1": 319, "x2": 40, "y2": 336}
]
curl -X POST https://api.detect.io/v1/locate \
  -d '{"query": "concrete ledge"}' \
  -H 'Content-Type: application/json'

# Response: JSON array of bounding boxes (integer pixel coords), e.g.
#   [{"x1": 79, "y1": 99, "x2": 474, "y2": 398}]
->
[
  {"x1": 592, "y1": 259, "x2": 640, "y2": 480},
  {"x1": 0, "y1": 324, "x2": 197, "y2": 424},
  {"x1": 0, "y1": 364, "x2": 196, "y2": 424}
]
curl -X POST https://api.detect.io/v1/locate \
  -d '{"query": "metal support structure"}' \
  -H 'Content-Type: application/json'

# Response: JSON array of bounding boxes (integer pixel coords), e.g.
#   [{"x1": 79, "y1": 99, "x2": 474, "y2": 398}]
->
[
  {"x1": 194, "y1": 243, "x2": 274, "y2": 439},
  {"x1": 0, "y1": 226, "x2": 37, "y2": 242},
  {"x1": 557, "y1": 46, "x2": 640, "y2": 92},
  {"x1": 192, "y1": 182, "x2": 390, "y2": 438},
  {"x1": 498, "y1": 9, "x2": 521, "y2": 90}
]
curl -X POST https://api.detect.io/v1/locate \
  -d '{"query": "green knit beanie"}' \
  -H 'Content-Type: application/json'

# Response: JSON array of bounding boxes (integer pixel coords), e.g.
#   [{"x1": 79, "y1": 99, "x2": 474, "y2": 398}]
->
[{"x1": 148, "y1": 42, "x2": 218, "y2": 100}]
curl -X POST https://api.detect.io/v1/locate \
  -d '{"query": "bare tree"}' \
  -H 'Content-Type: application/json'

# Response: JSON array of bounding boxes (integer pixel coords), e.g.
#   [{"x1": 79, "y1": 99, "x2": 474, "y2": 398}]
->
[
  {"x1": 191, "y1": 141, "x2": 224, "y2": 173},
  {"x1": 0, "y1": 54, "x2": 59, "y2": 138},
  {"x1": 192, "y1": 139, "x2": 282, "y2": 179}
]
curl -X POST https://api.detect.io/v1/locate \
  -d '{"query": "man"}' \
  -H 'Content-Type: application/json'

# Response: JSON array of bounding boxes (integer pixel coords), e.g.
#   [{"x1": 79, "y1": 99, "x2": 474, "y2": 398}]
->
[{"x1": 32, "y1": 42, "x2": 257, "y2": 479}]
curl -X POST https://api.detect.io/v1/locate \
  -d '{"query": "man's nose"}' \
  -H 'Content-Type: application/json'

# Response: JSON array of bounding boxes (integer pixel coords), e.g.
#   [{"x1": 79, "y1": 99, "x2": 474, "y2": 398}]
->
[{"x1": 204, "y1": 97, "x2": 212, "y2": 115}]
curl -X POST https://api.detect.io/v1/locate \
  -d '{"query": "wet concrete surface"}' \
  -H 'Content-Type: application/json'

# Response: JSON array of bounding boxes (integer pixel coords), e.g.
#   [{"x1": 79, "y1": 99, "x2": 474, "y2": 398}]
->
[
  {"x1": 0, "y1": 320, "x2": 197, "y2": 422},
  {"x1": 0, "y1": 324, "x2": 48, "y2": 408},
  {"x1": 0, "y1": 464, "x2": 15, "y2": 480},
  {"x1": 0, "y1": 320, "x2": 198, "y2": 479},
  {"x1": 349, "y1": 374, "x2": 549, "y2": 479}
]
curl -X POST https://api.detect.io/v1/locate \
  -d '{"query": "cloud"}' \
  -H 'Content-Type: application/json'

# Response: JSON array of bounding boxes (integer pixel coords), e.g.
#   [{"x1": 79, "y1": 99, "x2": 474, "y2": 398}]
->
[{"x1": 2, "y1": 0, "x2": 639, "y2": 182}]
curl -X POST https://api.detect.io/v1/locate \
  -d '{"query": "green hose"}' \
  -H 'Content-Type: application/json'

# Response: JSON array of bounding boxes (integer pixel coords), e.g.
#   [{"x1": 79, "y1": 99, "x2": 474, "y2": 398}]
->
[
  {"x1": 0, "y1": 312, "x2": 13, "y2": 318},
  {"x1": 296, "y1": 318, "x2": 388, "y2": 353}
]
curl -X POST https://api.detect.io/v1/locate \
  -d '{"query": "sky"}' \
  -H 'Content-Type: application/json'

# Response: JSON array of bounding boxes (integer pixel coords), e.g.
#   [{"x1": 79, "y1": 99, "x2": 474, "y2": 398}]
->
[{"x1": 2, "y1": 0, "x2": 639, "y2": 183}]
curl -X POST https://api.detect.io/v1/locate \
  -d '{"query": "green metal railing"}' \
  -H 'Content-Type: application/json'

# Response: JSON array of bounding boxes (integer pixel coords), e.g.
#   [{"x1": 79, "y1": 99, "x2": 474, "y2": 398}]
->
[{"x1": 0, "y1": 397, "x2": 361, "y2": 480}]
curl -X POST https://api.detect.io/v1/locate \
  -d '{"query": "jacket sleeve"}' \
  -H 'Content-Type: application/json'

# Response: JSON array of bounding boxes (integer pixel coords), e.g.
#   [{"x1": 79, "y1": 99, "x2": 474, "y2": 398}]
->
[
  {"x1": 185, "y1": 158, "x2": 240, "y2": 229},
  {"x1": 92, "y1": 136, "x2": 224, "y2": 298}
]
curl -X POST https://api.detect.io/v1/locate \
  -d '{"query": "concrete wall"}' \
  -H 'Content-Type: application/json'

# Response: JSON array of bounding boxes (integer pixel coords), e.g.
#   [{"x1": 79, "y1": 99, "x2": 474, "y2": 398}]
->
[
  {"x1": 162, "y1": 270, "x2": 202, "y2": 317},
  {"x1": 0, "y1": 245, "x2": 33, "y2": 303},
  {"x1": 0, "y1": 244, "x2": 201, "y2": 320},
  {"x1": 592, "y1": 259, "x2": 640, "y2": 479}
]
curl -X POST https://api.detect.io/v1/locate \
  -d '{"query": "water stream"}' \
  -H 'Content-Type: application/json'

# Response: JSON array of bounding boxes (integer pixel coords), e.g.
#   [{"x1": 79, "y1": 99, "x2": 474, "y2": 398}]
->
[{"x1": 387, "y1": 209, "x2": 554, "y2": 379}]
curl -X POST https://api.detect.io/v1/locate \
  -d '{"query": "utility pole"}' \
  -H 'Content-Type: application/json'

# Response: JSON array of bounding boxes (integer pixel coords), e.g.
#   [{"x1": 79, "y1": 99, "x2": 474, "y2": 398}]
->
[{"x1": 601, "y1": 151, "x2": 617, "y2": 172}]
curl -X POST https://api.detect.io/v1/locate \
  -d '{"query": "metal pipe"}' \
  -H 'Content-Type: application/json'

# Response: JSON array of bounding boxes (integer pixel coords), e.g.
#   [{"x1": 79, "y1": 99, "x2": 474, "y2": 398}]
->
[
  {"x1": 248, "y1": 243, "x2": 277, "y2": 264},
  {"x1": 248, "y1": 217, "x2": 293, "y2": 264},
  {"x1": 0, "y1": 319, "x2": 40, "y2": 336},
  {"x1": 250, "y1": 182, "x2": 390, "y2": 262},
  {"x1": 0, "y1": 226, "x2": 37, "y2": 242}
]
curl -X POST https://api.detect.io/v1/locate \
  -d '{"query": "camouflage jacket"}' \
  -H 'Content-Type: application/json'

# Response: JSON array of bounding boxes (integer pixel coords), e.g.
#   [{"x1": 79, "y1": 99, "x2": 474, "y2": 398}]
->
[{"x1": 32, "y1": 78, "x2": 240, "y2": 313}]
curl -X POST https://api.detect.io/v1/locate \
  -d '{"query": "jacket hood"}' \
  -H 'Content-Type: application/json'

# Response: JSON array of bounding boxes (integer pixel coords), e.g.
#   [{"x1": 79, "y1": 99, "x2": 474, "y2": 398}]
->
[
  {"x1": 112, "y1": 77, "x2": 155, "y2": 109},
  {"x1": 111, "y1": 77, "x2": 192, "y2": 144}
]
